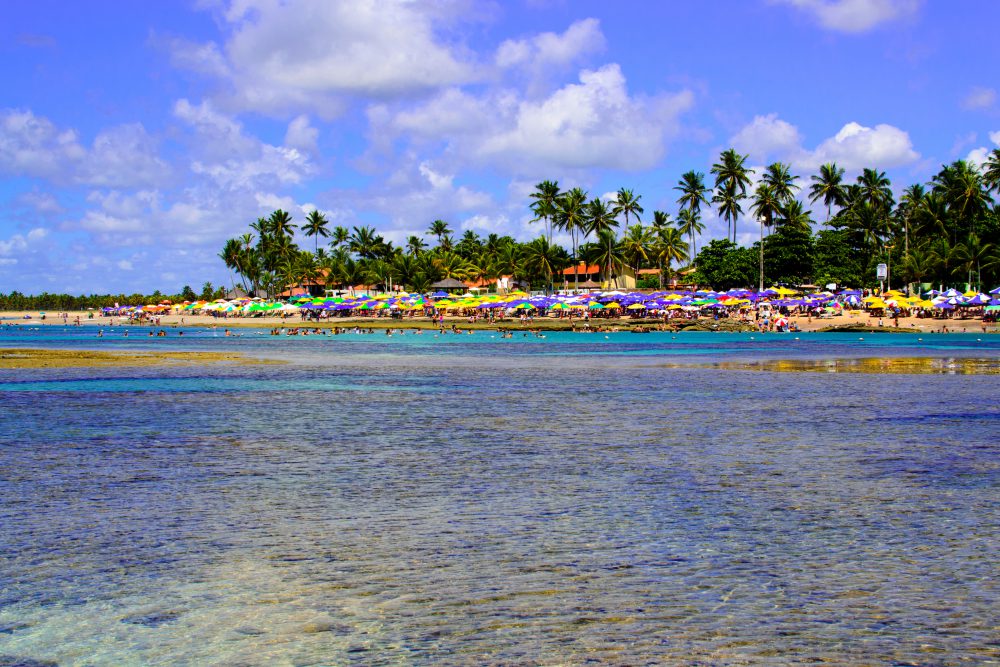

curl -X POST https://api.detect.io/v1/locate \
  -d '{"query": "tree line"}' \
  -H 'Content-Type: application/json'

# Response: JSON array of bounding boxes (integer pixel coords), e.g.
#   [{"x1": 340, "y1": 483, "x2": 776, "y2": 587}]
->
[{"x1": 220, "y1": 146, "x2": 1000, "y2": 296}]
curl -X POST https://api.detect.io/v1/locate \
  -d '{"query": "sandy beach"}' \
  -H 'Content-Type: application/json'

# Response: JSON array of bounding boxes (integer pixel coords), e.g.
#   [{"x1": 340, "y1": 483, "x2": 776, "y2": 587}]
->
[{"x1": 2, "y1": 309, "x2": 996, "y2": 334}]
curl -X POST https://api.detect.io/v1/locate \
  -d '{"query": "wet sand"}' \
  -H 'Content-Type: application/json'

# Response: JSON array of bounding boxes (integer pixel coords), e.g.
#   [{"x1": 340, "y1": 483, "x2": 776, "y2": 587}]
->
[{"x1": 0, "y1": 348, "x2": 280, "y2": 369}]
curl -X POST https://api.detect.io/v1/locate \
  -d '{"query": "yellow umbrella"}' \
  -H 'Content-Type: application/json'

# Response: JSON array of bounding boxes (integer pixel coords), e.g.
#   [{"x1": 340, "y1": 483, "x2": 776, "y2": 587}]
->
[{"x1": 604, "y1": 302, "x2": 622, "y2": 308}]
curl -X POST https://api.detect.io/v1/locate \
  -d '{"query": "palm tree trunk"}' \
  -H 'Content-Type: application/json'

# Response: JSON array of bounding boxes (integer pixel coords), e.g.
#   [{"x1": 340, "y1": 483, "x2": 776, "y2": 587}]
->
[{"x1": 759, "y1": 219, "x2": 764, "y2": 292}]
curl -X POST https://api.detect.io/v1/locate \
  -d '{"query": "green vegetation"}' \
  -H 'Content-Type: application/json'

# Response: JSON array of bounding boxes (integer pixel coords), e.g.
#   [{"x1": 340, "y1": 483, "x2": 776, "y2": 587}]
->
[
  {"x1": 7, "y1": 149, "x2": 1000, "y2": 309},
  {"x1": 218, "y1": 151, "x2": 999, "y2": 297}
]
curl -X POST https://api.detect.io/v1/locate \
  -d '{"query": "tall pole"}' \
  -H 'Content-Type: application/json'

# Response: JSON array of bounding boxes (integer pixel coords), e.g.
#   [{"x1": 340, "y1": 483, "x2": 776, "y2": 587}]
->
[{"x1": 759, "y1": 217, "x2": 764, "y2": 292}]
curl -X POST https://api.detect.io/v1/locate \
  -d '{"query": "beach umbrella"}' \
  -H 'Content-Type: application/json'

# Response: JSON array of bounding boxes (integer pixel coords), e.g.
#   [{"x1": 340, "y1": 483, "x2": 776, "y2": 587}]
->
[
  {"x1": 626, "y1": 303, "x2": 646, "y2": 310},
  {"x1": 588, "y1": 302, "x2": 604, "y2": 310},
  {"x1": 990, "y1": 287, "x2": 1000, "y2": 295}
]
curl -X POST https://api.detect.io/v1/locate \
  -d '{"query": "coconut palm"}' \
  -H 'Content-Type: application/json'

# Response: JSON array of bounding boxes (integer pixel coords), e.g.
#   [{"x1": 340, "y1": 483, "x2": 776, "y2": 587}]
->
[
  {"x1": 523, "y1": 236, "x2": 563, "y2": 293},
  {"x1": 586, "y1": 197, "x2": 619, "y2": 287},
  {"x1": 614, "y1": 188, "x2": 644, "y2": 230},
  {"x1": 555, "y1": 187, "x2": 589, "y2": 290},
  {"x1": 302, "y1": 210, "x2": 330, "y2": 255},
  {"x1": 809, "y1": 163, "x2": 846, "y2": 223},
  {"x1": 675, "y1": 170, "x2": 710, "y2": 216},
  {"x1": 898, "y1": 184, "x2": 925, "y2": 256},
  {"x1": 676, "y1": 208, "x2": 705, "y2": 262},
  {"x1": 779, "y1": 200, "x2": 814, "y2": 234},
  {"x1": 529, "y1": 180, "x2": 561, "y2": 245},
  {"x1": 712, "y1": 181, "x2": 744, "y2": 244},
  {"x1": 330, "y1": 226, "x2": 350, "y2": 249},
  {"x1": 428, "y1": 220, "x2": 452, "y2": 246},
  {"x1": 857, "y1": 168, "x2": 894, "y2": 212},
  {"x1": 620, "y1": 224, "x2": 652, "y2": 283},
  {"x1": 406, "y1": 235, "x2": 427, "y2": 257},
  {"x1": 349, "y1": 225, "x2": 382, "y2": 259},
  {"x1": 651, "y1": 226, "x2": 689, "y2": 288},
  {"x1": 762, "y1": 162, "x2": 800, "y2": 203},
  {"x1": 269, "y1": 209, "x2": 297, "y2": 239},
  {"x1": 583, "y1": 229, "x2": 625, "y2": 288},
  {"x1": 750, "y1": 184, "x2": 781, "y2": 291},
  {"x1": 710, "y1": 149, "x2": 754, "y2": 241},
  {"x1": 983, "y1": 148, "x2": 1000, "y2": 194}
]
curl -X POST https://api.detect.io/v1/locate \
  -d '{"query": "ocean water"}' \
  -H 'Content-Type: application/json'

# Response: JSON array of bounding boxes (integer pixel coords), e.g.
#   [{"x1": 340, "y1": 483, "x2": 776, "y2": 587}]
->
[{"x1": 1, "y1": 326, "x2": 999, "y2": 665}]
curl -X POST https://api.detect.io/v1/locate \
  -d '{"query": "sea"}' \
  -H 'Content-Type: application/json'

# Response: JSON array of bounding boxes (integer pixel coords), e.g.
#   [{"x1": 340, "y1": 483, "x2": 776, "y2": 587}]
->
[{"x1": 1, "y1": 324, "x2": 998, "y2": 666}]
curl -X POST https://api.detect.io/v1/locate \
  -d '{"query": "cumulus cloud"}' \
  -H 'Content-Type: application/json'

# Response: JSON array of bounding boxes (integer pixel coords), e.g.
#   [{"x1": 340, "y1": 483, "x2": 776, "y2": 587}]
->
[
  {"x1": 772, "y1": 0, "x2": 921, "y2": 33},
  {"x1": 0, "y1": 227, "x2": 49, "y2": 256},
  {"x1": 284, "y1": 115, "x2": 319, "y2": 153},
  {"x1": 965, "y1": 131, "x2": 1000, "y2": 169},
  {"x1": 496, "y1": 18, "x2": 605, "y2": 71},
  {"x1": 384, "y1": 64, "x2": 693, "y2": 174},
  {"x1": 174, "y1": 99, "x2": 313, "y2": 190},
  {"x1": 730, "y1": 115, "x2": 919, "y2": 171},
  {"x1": 481, "y1": 65, "x2": 692, "y2": 171},
  {"x1": 174, "y1": 0, "x2": 479, "y2": 115},
  {"x1": 811, "y1": 121, "x2": 919, "y2": 169},
  {"x1": 730, "y1": 113, "x2": 803, "y2": 161},
  {"x1": 961, "y1": 86, "x2": 997, "y2": 111},
  {"x1": 0, "y1": 109, "x2": 168, "y2": 187}
]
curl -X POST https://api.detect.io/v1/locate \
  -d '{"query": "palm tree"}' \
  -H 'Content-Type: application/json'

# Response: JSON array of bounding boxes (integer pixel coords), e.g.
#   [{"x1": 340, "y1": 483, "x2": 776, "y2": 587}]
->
[
  {"x1": 529, "y1": 180, "x2": 561, "y2": 245},
  {"x1": 406, "y1": 235, "x2": 427, "y2": 257},
  {"x1": 808, "y1": 163, "x2": 846, "y2": 223},
  {"x1": 750, "y1": 184, "x2": 781, "y2": 291},
  {"x1": 651, "y1": 226, "x2": 689, "y2": 288},
  {"x1": 676, "y1": 208, "x2": 705, "y2": 263},
  {"x1": 650, "y1": 210, "x2": 671, "y2": 232},
  {"x1": 583, "y1": 229, "x2": 624, "y2": 288},
  {"x1": 269, "y1": 209, "x2": 297, "y2": 239},
  {"x1": 523, "y1": 236, "x2": 562, "y2": 293},
  {"x1": 675, "y1": 170, "x2": 710, "y2": 216},
  {"x1": 349, "y1": 225, "x2": 381, "y2": 259},
  {"x1": 710, "y1": 149, "x2": 754, "y2": 242},
  {"x1": 302, "y1": 210, "x2": 330, "y2": 255},
  {"x1": 898, "y1": 184, "x2": 925, "y2": 256},
  {"x1": 983, "y1": 148, "x2": 1000, "y2": 194},
  {"x1": 857, "y1": 168, "x2": 894, "y2": 212},
  {"x1": 778, "y1": 200, "x2": 814, "y2": 234},
  {"x1": 954, "y1": 232, "x2": 996, "y2": 291},
  {"x1": 428, "y1": 220, "x2": 452, "y2": 246},
  {"x1": 586, "y1": 197, "x2": 619, "y2": 287},
  {"x1": 614, "y1": 188, "x2": 644, "y2": 230},
  {"x1": 762, "y1": 162, "x2": 799, "y2": 203},
  {"x1": 712, "y1": 181, "x2": 744, "y2": 244},
  {"x1": 555, "y1": 187, "x2": 588, "y2": 290},
  {"x1": 330, "y1": 226, "x2": 349, "y2": 249},
  {"x1": 620, "y1": 223, "x2": 652, "y2": 283}
]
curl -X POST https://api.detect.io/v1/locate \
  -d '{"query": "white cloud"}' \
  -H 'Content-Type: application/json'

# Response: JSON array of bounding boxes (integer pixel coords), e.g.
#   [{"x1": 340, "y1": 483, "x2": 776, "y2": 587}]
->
[
  {"x1": 174, "y1": 99, "x2": 313, "y2": 190},
  {"x1": 496, "y1": 18, "x2": 605, "y2": 70},
  {"x1": 177, "y1": 0, "x2": 479, "y2": 115},
  {"x1": 962, "y1": 86, "x2": 997, "y2": 111},
  {"x1": 965, "y1": 131, "x2": 1000, "y2": 169},
  {"x1": 729, "y1": 115, "x2": 919, "y2": 171},
  {"x1": 773, "y1": 0, "x2": 921, "y2": 33},
  {"x1": 0, "y1": 109, "x2": 85, "y2": 179},
  {"x1": 0, "y1": 227, "x2": 48, "y2": 256},
  {"x1": 284, "y1": 114, "x2": 318, "y2": 153},
  {"x1": 0, "y1": 109, "x2": 167, "y2": 187},
  {"x1": 811, "y1": 121, "x2": 919, "y2": 169},
  {"x1": 480, "y1": 65, "x2": 690, "y2": 170},
  {"x1": 730, "y1": 113, "x2": 803, "y2": 161}
]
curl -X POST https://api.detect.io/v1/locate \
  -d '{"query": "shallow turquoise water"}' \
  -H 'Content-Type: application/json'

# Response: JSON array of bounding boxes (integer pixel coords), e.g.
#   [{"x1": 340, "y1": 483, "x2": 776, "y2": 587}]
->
[{"x1": 1, "y1": 326, "x2": 999, "y2": 665}]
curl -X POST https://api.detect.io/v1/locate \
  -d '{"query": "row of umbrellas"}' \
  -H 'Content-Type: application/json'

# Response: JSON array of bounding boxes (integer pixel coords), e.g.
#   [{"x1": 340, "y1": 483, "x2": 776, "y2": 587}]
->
[{"x1": 100, "y1": 285, "x2": 1000, "y2": 316}]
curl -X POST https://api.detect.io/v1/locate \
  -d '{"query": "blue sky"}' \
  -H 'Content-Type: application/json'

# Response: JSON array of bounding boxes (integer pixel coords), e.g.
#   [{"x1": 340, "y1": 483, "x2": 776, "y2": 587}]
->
[{"x1": 1, "y1": 0, "x2": 998, "y2": 294}]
